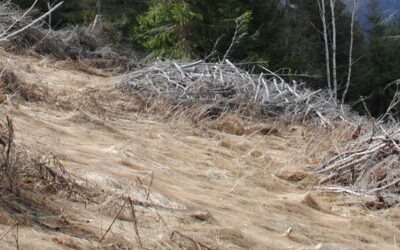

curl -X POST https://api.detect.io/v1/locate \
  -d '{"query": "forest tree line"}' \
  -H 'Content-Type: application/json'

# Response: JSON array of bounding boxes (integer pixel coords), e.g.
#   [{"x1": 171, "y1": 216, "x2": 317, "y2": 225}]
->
[{"x1": 12, "y1": 0, "x2": 400, "y2": 116}]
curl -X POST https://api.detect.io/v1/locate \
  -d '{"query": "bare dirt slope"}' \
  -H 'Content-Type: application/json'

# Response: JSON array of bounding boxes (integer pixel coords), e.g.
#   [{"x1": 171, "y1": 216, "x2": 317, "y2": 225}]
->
[{"x1": 1, "y1": 52, "x2": 400, "y2": 250}]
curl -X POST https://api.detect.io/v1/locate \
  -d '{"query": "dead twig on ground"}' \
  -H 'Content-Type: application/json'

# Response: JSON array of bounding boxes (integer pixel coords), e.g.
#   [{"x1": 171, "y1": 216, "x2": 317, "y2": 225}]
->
[
  {"x1": 128, "y1": 197, "x2": 143, "y2": 249},
  {"x1": 170, "y1": 230, "x2": 215, "y2": 250},
  {"x1": 99, "y1": 198, "x2": 129, "y2": 245},
  {"x1": 0, "y1": 222, "x2": 18, "y2": 242}
]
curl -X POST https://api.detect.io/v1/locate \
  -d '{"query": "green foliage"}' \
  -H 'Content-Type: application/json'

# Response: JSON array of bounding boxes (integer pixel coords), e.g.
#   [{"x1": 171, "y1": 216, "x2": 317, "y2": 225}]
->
[
  {"x1": 351, "y1": 0, "x2": 400, "y2": 116},
  {"x1": 60, "y1": 0, "x2": 97, "y2": 25},
  {"x1": 223, "y1": 1, "x2": 286, "y2": 66},
  {"x1": 99, "y1": 0, "x2": 147, "y2": 43},
  {"x1": 136, "y1": 0, "x2": 203, "y2": 59},
  {"x1": 135, "y1": 0, "x2": 289, "y2": 64}
]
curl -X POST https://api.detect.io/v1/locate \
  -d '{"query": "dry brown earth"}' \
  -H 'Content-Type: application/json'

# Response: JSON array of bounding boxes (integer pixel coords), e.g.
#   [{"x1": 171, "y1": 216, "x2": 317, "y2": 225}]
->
[{"x1": 0, "y1": 51, "x2": 399, "y2": 249}]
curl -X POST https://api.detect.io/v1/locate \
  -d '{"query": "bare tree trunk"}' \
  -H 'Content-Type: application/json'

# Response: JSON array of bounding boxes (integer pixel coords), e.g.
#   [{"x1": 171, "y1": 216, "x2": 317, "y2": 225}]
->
[
  {"x1": 89, "y1": 0, "x2": 103, "y2": 34},
  {"x1": 341, "y1": 0, "x2": 357, "y2": 104},
  {"x1": 330, "y1": 0, "x2": 338, "y2": 103},
  {"x1": 96, "y1": 0, "x2": 102, "y2": 15},
  {"x1": 47, "y1": 1, "x2": 52, "y2": 31},
  {"x1": 318, "y1": 0, "x2": 332, "y2": 99}
]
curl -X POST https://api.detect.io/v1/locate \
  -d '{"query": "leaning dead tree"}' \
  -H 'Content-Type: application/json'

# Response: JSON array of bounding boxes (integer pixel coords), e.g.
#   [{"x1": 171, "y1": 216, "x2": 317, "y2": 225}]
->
[{"x1": 119, "y1": 59, "x2": 352, "y2": 125}]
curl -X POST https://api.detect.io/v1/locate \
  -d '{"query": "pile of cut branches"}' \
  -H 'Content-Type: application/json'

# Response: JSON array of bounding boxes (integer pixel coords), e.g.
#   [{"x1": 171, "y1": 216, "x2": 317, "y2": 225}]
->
[
  {"x1": 119, "y1": 60, "x2": 348, "y2": 125},
  {"x1": 315, "y1": 124, "x2": 400, "y2": 206},
  {"x1": 0, "y1": 1, "x2": 69, "y2": 58},
  {"x1": 0, "y1": 2, "x2": 131, "y2": 66}
]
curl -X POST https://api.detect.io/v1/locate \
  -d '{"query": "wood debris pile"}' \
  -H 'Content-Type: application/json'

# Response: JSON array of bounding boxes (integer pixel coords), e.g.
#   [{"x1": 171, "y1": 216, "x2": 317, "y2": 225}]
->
[
  {"x1": 0, "y1": 2, "x2": 134, "y2": 68},
  {"x1": 120, "y1": 60, "x2": 348, "y2": 124},
  {"x1": 0, "y1": 2, "x2": 69, "y2": 58},
  {"x1": 315, "y1": 124, "x2": 400, "y2": 206}
]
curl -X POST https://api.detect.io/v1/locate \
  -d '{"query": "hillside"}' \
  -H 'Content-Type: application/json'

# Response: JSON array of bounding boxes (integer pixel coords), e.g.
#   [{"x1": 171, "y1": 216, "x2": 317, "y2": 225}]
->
[
  {"x1": 0, "y1": 50, "x2": 400, "y2": 249},
  {"x1": 0, "y1": 2, "x2": 400, "y2": 248}
]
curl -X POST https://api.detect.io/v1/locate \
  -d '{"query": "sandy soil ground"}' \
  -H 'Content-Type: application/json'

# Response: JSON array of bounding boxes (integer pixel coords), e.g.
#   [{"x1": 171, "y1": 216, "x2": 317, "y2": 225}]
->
[{"x1": 0, "y1": 51, "x2": 400, "y2": 250}]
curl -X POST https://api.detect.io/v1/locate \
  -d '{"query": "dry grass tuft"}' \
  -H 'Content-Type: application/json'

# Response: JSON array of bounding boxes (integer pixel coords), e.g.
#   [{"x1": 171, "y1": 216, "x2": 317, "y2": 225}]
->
[
  {"x1": 214, "y1": 228, "x2": 257, "y2": 249},
  {"x1": 0, "y1": 116, "x2": 100, "y2": 231},
  {"x1": 218, "y1": 138, "x2": 233, "y2": 149},
  {"x1": 59, "y1": 59, "x2": 112, "y2": 77},
  {"x1": 0, "y1": 65, "x2": 47, "y2": 103},
  {"x1": 245, "y1": 124, "x2": 279, "y2": 135},
  {"x1": 275, "y1": 167, "x2": 310, "y2": 182},
  {"x1": 301, "y1": 193, "x2": 321, "y2": 211},
  {"x1": 211, "y1": 114, "x2": 246, "y2": 135}
]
